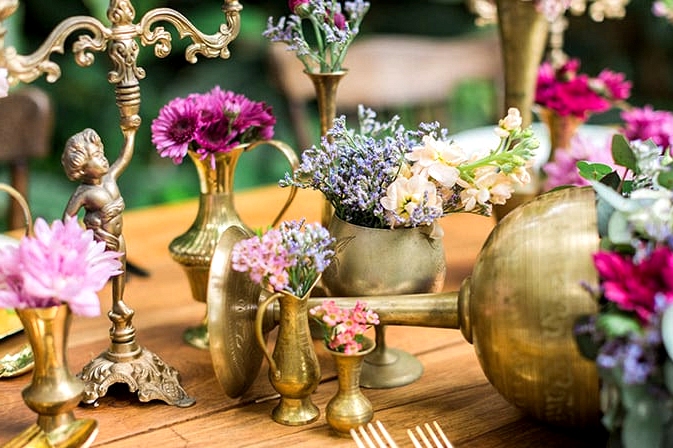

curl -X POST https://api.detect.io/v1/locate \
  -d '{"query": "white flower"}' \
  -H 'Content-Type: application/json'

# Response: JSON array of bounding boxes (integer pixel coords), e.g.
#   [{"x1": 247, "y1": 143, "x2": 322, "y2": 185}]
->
[
  {"x1": 0, "y1": 68, "x2": 9, "y2": 98},
  {"x1": 495, "y1": 107, "x2": 522, "y2": 138},
  {"x1": 626, "y1": 188, "x2": 673, "y2": 239},
  {"x1": 380, "y1": 173, "x2": 441, "y2": 226},
  {"x1": 407, "y1": 135, "x2": 466, "y2": 188},
  {"x1": 458, "y1": 167, "x2": 514, "y2": 211}
]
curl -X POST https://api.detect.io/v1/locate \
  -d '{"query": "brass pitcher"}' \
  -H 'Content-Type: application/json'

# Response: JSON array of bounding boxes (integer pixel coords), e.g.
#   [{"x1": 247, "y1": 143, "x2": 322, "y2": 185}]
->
[
  {"x1": 254, "y1": 279, "x2": 322, "y2": 426},
  {"x1": 170, "y1": 141, "x2": 298, "y2": 349}
]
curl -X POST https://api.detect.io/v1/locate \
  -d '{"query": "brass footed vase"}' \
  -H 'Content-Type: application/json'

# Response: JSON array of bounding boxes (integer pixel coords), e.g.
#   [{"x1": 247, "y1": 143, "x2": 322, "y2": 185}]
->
[
  {"x1": 254, "y1": 279, "x2": 322, "y2": 426},
  {"x1": 325, "y1": 337, "x2": 376, "y2": 436},
  {"x1": 321, "y1": 215, "x2": 446, "y2": 389},
  {"x1": 170, "y1": 142, "x2": 297, "y2": 349},
  {"x1": 209, "y1": 186, "x2": 601, "y2": 428},
  {"x1": 7, "y1": 305, "x2": 98, "y2": 448}
]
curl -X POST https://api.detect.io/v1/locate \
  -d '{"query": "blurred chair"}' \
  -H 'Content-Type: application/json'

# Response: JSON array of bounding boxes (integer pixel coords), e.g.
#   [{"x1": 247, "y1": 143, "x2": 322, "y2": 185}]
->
[
  {"x1": 0, "y1": 87, "x2": 54, "y2": 229},
  {"x1": 267, "y1": 30, "x2": 503, "y2": 150}
]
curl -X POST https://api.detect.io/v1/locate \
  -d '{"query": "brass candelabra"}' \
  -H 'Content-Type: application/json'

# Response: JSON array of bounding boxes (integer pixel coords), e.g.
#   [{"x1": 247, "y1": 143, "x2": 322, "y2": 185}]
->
[{"x1": 0, "y1": 0, "x2": 242, "y2": 412}]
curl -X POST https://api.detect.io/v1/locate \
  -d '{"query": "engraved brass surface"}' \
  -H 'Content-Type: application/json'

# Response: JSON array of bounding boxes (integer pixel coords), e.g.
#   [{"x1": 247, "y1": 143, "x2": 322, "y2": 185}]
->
[{"x1": 208, "y1": 186, "x2": 601, "y2": 427}]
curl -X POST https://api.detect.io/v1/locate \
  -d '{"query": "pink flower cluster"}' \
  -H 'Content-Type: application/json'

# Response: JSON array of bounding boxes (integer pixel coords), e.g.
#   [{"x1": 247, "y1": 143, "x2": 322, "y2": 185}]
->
[
  {"x1": 0, "y1": 216, "x2": 123, "y2": 317},
  {"x1": 231, "y1": 220, "x2": 334, "y2": 297},
  {"x1": 621, "y1": 106, "x2": 673, "y2": 148},
  {"x1": 309, "y1": 299, "x2": 380, "y2": 354},
  {"x1": 593, "y1": 247, "x2": 673, "y2": 324},
  {"x1": 535, "y1": 59, "x2": 631, "y2": 119},
  {"x1": 151, "y1": 86, "x2": 275, "y2": 167}
]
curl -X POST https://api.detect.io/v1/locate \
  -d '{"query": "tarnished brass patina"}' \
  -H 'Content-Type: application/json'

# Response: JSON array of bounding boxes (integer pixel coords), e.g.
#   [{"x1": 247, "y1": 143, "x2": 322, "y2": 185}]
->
[
  {"x1": 208, "y1": 187, "x2": 601, "y2": 428},
  {"x1": 170, "y1": 143, "x2": 297, "y2": 350},
  {"x1": 0, "y1": 0, "x2": 244, "y2": 415}
]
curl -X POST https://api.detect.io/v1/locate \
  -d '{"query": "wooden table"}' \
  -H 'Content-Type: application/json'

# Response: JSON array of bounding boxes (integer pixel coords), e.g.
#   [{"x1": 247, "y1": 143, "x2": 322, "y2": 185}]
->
[{"x1": 0, "y1": 185, "x2": 607, "y2": 447}]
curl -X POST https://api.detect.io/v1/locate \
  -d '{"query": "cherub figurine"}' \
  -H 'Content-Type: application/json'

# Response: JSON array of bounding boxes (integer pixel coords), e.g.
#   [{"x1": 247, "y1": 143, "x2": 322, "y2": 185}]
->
[{"x1": 62, "y1": 128, "x2": 133, "y2": 322}]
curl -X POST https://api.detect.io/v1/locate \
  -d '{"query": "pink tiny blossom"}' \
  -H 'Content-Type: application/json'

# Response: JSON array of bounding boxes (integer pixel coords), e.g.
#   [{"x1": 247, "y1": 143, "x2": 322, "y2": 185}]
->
[
  {"x1": 0, "y1": 216, "x2": 123, "y2": 317},
  {"x1": 310, "y1": 299, "x2": 379, "y2": 353}
]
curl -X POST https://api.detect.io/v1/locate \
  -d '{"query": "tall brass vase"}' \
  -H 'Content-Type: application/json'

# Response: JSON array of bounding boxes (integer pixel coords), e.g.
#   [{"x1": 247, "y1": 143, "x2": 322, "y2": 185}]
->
[
  {"x1": 537, "y1": 107, "x2": 584, "y2": 156},
  {"x1": 254, "y1": 282, "x2": 321, "y2": 426},
  {"x1": 325, "y1": 337, "x2": 376, "y2": 436},
  {"x1": 305, "y1": 70, "x2": 347, "y2": 227},
  {"x1": 322, "y1": 215, "x2": 446, "y2": 389},
  {"x1": 170, "y1": 143, "x2": 297, "y2": 349},
  {"x1": 8, "y1": 305, "x2": 98, "y2": 448}
]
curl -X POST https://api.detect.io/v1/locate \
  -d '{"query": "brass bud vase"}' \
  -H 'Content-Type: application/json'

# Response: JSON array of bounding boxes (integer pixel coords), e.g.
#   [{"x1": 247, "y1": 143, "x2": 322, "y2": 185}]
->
[
  {"x1": 254, "y1": 279, "x2": 322, "y2": 426},
  {"x1": 325, "y1": 337, "x2": 376, "y2": 436},
  {"x1": 6, "y1": 305, "x2": 98, "y2": 448},
  {"x1": 170, "y1": 142, "x2": 297, "y2": 349},
  {"x1": 321, "y1": 215, "x2": 446, "y2": 389},
  {"x1": 305, "y1": 70, "x2": 347, "y2": 227}
]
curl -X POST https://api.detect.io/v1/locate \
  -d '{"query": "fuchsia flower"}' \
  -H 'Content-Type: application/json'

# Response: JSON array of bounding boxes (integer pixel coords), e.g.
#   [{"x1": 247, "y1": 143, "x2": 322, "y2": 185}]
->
[
  {"x1": 310, "y1": 299, "x2": 380, "y2": 354},
  {"x1": 593, "y1": 247, "x2": 673, "y2": 324},
  {"x1": 0, "y1": 216, "x2": 123, "y2": 317},
  {"x1": 151, "y1": 86, "x2": 275, "y2": 167},
  {"x1": 535, "y1": 58, "x2": 631, "y2": 119},
  {"x1": 620, "y1": 106, "x2": 673, "y2": 148}
]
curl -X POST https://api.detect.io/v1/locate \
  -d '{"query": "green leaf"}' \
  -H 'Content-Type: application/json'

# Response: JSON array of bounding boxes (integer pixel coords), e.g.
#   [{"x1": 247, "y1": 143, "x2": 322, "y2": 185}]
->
[
  {"x1": 591, "y1": 181, "x2": 641, "y2": 213},
  {"x1": 611, "y1": 134, "x2": 638, "y2": 173},
  {"x1": 578, "y1": 161, "x2": 615, "y2": 181},
  {"x1": 597, "y1": 313, "x2": 641, "y2": 338},
  {"x1": 574, "y1": 315, "x2": 600, "y2": 360},
  {"x1": 607, "y1": 212, "x2": 633, "y2": 245},
  {"x1": 662, "y1": 306, "x2": 673, "y2": 360},
  {"x1": 664, "y1": 359, "x2": 673, "y2": 394},
  {"x1": 657, "y1": 168, "x2": 673, "y2": 190},
  {"x1": 596, "y1": 196, "x2": 615, "y2": 238},
  {"x1": 622, "y1": 393, "x2": 666, "y2": 448}
]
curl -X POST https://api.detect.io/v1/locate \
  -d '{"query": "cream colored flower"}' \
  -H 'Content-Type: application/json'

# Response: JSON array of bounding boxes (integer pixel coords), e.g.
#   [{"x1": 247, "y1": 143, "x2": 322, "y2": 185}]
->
[
  {"x1": 381, "y1": 173, "x2": 441, "y2": 225},
  {"x1": 459, "y1": 167, "x2": 514, "y2": 211},
  {"x1": 509, "y1": 165, "x2": 532, "y2": 186},
  {"x1": 407, "y1": 135, "x2": 466, "y2": 188},
  {"x1": 495, "y1": 107, "x2": 522, "y2": 138}
]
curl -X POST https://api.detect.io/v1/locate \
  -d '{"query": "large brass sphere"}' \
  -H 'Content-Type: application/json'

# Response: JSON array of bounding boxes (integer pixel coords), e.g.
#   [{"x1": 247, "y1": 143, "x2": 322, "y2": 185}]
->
[{"x1": 208, "y1": 186, "x2": 601, "y2": 427}]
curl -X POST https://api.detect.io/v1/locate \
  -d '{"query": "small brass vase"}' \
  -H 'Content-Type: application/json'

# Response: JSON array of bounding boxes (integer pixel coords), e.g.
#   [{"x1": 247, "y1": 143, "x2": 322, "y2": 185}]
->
[
  {"x1": 322, "y1": 215, "x2": 446, "y2": 389},
  {"x1": 305, "y1": 70, "x2": 347, "y2": 227},
  {"x1": 325, "y1": 337, "x2": 376, "y2": 436},
  {"x1": 254, "y1": 280, "x2": 322, "y2": 426},
  {"x1": 8, "y1": 305, "x2": 98, "y2": 448},
  {"x1": 170, "y1": 143, "x2": 297, "y2": 349}
]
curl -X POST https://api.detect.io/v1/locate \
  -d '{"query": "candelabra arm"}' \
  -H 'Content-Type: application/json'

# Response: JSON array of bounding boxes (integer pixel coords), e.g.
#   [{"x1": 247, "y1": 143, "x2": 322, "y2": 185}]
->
[
  {"x1": 2, "y1": 15, "x2": 109, "y2": 85},
  {"x1": 138, "y1": 6, "x2": 240, "y2": 63}
]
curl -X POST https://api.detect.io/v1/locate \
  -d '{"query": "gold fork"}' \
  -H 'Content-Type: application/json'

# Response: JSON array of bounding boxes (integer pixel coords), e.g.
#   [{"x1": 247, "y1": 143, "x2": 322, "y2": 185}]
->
[
  {"x1": 407, "y1": 421, "x2": 453, "y2": 448},
  {"x1": 350, "y1": 420, "x2": 399, "y2": 448}
]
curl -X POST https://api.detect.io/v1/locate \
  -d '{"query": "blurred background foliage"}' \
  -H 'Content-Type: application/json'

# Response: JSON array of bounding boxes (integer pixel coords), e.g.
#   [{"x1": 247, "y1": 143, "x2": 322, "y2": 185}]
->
[{"x1": 1, "y1": 0, "x2": 672, "y2": 230}]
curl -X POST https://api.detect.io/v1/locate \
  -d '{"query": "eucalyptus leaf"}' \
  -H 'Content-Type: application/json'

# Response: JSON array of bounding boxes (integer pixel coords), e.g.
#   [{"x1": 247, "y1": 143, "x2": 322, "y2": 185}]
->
[
  {"x1": 591, "y1": 181, "x2": 641, "y2": 213},
  {"x1": 611, "y1": 134, "x2": 638, "y2": 173},
  {"x1": 664, "y1": 358, "x2": 673, "y2": 394},
  {"x1": 602, "y1": 171, "x2": 624, "y2": 191},
  {"x1": 597, "y1": 313, "x2": 641, "y2": 338},
  {"x1": 578, "y1": 161, "x2": 615, "y2": 182},
  {"x1": 657, "y1": 168, "x2": 673, "y2": 190},
  {"x1": 596, "y1": 196, "x2": 615, "y2": 238},
  {"x1": 574, "y1": 315, "x2": 600, "y2": 360},
  {"x1": 607, "y1": 211, "x2": 633, "y2": 245}
]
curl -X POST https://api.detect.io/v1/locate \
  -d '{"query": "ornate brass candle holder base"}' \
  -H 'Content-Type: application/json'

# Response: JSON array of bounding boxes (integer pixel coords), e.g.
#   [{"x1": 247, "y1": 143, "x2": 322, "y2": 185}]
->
[
  {"x1": 208, "y1": 186, "x2": 601, "y2": 428},
  {"x1": 5, "y1": 420, "x2": 98, "y2": 448}
]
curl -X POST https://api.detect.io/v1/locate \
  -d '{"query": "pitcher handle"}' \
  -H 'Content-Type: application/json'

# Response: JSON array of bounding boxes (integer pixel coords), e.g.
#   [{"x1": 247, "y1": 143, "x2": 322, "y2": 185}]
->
[
  {"x1": 0, "y1": 183, "x2": 33, "y2": 236},
  {"x1": 246, "y1": 140, "x2": 299, "y2": 227},
  {"x1": 254, "y1": 291, "x2": 282, "y2": 380}
]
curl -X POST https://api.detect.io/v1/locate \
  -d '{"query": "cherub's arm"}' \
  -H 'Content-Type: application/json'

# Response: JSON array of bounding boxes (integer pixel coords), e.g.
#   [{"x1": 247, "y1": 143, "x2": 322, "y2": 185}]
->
[
  {"x1": 109, "y1": 128, "x2": 135, "y2": 179},
  {"x1": 63, "y1": 188, "x2": 86, "y2": 219}
]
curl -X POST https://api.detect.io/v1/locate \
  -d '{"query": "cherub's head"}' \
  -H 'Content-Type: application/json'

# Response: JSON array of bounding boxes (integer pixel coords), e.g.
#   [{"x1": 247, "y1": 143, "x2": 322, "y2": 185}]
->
[{"x1": 62, "y1": 128, "x2": 108, "y2": 182}]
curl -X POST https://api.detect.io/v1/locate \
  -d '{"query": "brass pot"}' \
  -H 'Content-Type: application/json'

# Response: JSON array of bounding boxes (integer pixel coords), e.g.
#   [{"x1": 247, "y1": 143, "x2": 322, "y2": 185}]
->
[
  {"x1": 322, "y1": 215, "x2": 446, "y2": 389},
  {"x1": 170, "y1": 142, "x2": 297, "y2": 349}
]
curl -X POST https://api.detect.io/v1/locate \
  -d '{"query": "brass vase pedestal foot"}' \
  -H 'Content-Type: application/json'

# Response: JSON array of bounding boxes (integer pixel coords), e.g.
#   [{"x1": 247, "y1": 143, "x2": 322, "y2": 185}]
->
[
  {"x1": 182, "y1": 315, "x2": 209, "y2": 350},
  {"x1": 359, "y1": 344, "x2": 423, "y2": 389},
  {"x1": 78, "y1": 346, "x2": 195, "y2": 408},
  {"x1": 4, "y1": 420, "x2": 98, "y2": 448}
]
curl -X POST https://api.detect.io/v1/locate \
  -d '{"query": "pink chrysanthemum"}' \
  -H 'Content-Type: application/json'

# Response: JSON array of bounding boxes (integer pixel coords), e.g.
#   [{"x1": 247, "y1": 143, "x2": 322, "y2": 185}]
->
[
  {"x1": 535, "y1": 59, "x2": 631, "y2": 119},
  {"x1": 0, "y1": 216, "x2": 123, "y2": 317},
  {"x1": 151, "y1": 96, "x2": 199, "y2": 164},
  {"x1": 621, "y1": 106, "x2": 673, "y2": 148},
  {"x1": 593, "y1": 247, "x2": 673, "y2": 324},
  {"x1": 151, "y1": 86, "x2": 275, "y2": 166}
]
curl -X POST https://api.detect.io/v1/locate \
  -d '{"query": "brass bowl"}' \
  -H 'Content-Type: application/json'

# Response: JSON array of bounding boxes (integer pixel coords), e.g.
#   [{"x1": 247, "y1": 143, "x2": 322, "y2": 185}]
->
[{"x1": 207, "y1": 186, "x2": 600, "y2": 427}]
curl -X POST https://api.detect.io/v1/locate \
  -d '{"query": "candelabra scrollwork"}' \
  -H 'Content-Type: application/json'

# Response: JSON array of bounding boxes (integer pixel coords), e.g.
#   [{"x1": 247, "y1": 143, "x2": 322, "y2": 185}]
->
[{"x1": 0, "y1": 0, "x2": 243, "y2": 422}]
